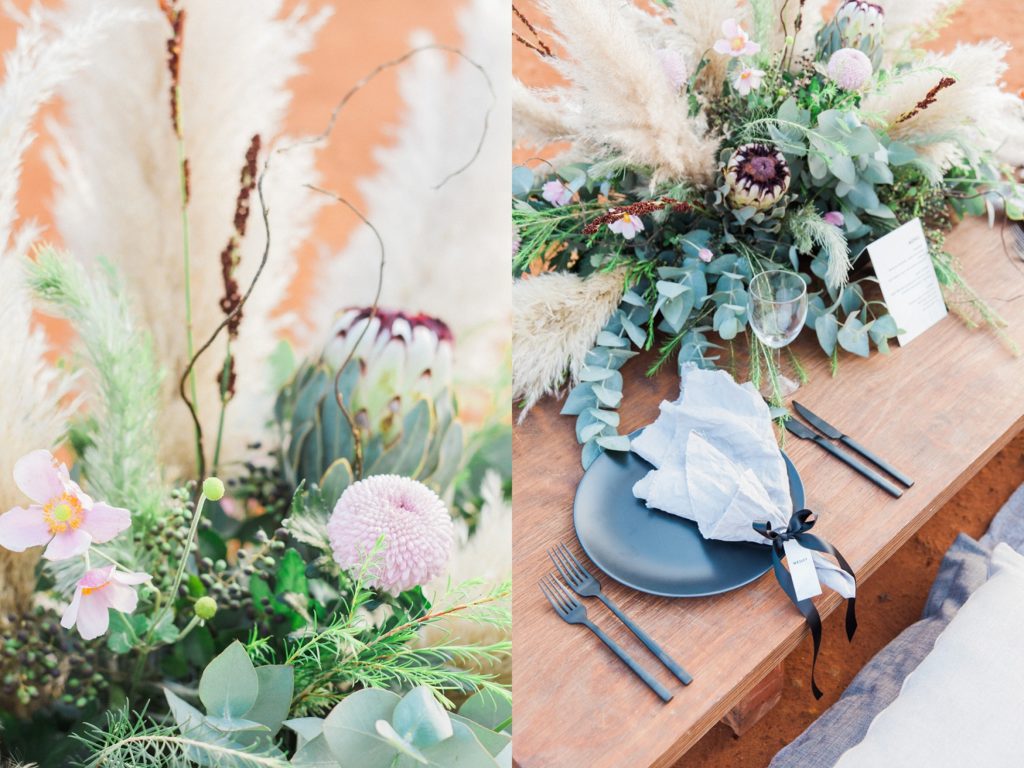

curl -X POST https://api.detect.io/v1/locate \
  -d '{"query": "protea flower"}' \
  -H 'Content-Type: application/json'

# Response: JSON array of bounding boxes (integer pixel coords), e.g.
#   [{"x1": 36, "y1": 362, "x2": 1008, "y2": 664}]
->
[
  {"x1": 724, "y1": 144, "x2": 791, "y2": 211},
  {"x1": 324, "y1": 308, "x2": 454, "y2": 438},
  {"x1": 819, "y1": 0, "x2": 884, "y2": 65},
  {"x1": 326, "y1": 474, "x2": 453, "y2": 594},
  {"x1": 836, "y1": 0, "x2": 885, "y2": 41}
]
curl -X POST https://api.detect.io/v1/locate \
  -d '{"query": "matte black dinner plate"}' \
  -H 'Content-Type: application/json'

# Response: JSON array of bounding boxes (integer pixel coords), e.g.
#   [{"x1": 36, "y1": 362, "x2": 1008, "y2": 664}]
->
[{"x1": 573, "y1": 440, "x2": 804, "y2": 598}]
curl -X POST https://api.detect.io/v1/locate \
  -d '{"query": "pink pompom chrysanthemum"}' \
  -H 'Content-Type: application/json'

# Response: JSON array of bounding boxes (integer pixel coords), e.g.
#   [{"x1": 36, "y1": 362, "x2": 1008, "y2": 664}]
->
[
  {"x1": 327, "y1": 475, "x2": 453, "y2": 594},
  {"x1": 827, "y1": 48, "x2": 873, "y2": 91}
]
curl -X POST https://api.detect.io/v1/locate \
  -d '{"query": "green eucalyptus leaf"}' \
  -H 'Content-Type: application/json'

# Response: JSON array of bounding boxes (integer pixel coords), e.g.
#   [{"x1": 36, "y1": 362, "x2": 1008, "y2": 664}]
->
[
  {"x1": 199, "y1": 641, "x2": 259, "y2": 721},
  {"x1": 392, "y1": 688, "x2": 453, "y2": 750},
  {"x1": 418, "y1": 720, "x2": 498, "y2": 768},
  {"x1": 449, "y1": 715, "x2": 511, "y2": 758},
  {"x1": 815, "y1": 312, "x2": 840, "y2": 357},
  {"x1": 560, "y1": 382, "x2": 594, "y2": 416},
  {"x1": 291, "y1": 734, "x2": 337, "y2": 767},
  {"x1": 459, "y1": 689, "x2": 512, "y2": 733},
  {"x1": 284, "y1": 717, "x2": 326, "y2": 750},
  {"x1": 244, "y1": 665, "x2": 294, "y2": 737},
  {"x1": 511, "y1": 165, "x2": 534, "y2": 197},
  {"x1": 837, "y1": 316, "x2": 871, "y2": 357},
  {"x1": 164, "y1": 689, "x2": 254, "y2": 768},
  {"x1": 595, "y1": 434, "x2": 630, "y2": 451},
  {"x1": 322, "y1": 688, "x2": 402, "y2": 768},
  {"x1": 375, "y1": 720, "x2": 430, "y2": 764}
]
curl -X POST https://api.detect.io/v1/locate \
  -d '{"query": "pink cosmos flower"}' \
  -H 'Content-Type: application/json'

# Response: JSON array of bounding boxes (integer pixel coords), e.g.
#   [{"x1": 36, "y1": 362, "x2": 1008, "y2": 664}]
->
[
  {"x1": 713, "y1": 19, "x2": 760, "y2": 58},
  {"x1": 733, "y1": 67, "x2": 766, "y2": 96},
  {"x1": 698, "y1": 247, "x2": 714, "y2": 263},
  {"x1": 327, "y1": 475, "x2": 453, "y2": 595},
  {"x1": 60, "y1": 565, "x2": 150, "y2": 640},
  {"x1": 608, "y1": 213, "x2": 645, "y2": 240},
  {"x1": 824, "y1": 211, "x2": 846, "y2": 227},
  {"x1": 541, "y1": 179, "x2": 573, "y2": 207},
  {"x1": 0, "y1": 450, "x2": 131, "y2": 561}
]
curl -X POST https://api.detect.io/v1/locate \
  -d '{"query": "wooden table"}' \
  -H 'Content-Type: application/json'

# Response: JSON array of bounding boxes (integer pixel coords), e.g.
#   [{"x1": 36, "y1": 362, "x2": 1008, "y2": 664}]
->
[{"x1": 511, "y1": 217, "x2": 1024, "y2": 768}]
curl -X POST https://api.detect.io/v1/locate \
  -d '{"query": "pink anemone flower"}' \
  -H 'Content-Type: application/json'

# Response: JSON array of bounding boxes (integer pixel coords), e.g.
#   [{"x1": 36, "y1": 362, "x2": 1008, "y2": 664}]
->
[
  {"x1": 60, "y1": 565, "x2": 150, "y2": 640},
  {"x1": 0, "y1": 450, "x2": 131, "y2": 561},
  {"x1": 713, "y1": 19, "x2": 760, "y2": 58}
]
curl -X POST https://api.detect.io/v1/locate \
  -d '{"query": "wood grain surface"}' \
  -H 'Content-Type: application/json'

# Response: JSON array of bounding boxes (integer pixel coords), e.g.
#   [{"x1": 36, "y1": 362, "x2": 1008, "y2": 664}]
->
[{"x1": 511, "y1": 217, "x2": 1024, "y2": 768}]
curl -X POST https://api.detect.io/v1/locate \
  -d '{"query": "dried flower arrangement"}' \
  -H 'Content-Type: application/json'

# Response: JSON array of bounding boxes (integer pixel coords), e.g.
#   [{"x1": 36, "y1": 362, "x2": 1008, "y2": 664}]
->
[
  {"x1": 0, "y1": 0, "x2": 510, "y2": 765},
  {"x1": 511, "y1": 0, "x2": 1024, "y2": 466}
]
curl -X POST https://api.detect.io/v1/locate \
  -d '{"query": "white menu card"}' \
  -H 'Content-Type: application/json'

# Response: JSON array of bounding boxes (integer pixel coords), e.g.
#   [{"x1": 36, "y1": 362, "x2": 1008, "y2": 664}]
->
[{"x1": 866, "y1": 218, "x2": 948, "y2": 346}]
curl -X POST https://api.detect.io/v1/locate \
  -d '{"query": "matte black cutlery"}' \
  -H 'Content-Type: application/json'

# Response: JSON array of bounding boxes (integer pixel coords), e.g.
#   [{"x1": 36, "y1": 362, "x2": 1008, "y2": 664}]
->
[
  {"x1": 785, "y1": 418, "x2": 904, "y2": 498},
  {"x1": 793, "y1": 401, "x2": 914, "y2": 488},
  {"x1": 539, "y1": 574, "x2": 673, "y2": 702},
  {"x1": 548, "y1": 543, "x2": 693, "y2": 686}
]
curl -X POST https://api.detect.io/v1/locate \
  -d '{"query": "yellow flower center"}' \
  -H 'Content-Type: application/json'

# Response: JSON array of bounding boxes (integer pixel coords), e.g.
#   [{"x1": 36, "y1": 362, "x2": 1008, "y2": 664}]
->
[
  {"x1": 621, "y1": 214, "x2": 633, "y2": 223},
  {"x1": 43, "y1": 493, "x2": 84, "y2": 535},
  {"x1": 740, "y1": 71, "x2": 752, "y2": 80},
  {"x1": 731, "y1": 35, "x2": 746, "y2": 51},
  {"x1": 82, "y1": 580, "x2": 111, "y2": 597}
]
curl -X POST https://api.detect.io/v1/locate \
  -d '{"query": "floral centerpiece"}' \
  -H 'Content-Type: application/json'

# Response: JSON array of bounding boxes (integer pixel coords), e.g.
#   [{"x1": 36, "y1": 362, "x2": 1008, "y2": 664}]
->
[
  {"x1": 511, "y1": 0, "x2": 1024, "y2": 466},
  {"x1": 0, "y1": 0, "x2": 509, "y2": 765}
]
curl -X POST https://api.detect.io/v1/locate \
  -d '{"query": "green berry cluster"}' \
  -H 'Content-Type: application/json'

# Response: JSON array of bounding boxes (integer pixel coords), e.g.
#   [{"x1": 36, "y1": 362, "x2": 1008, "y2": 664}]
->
[
  {"x1": 0, "y1": 609, "x2": 104, "y2": 716},
  {"x1": 188, "y1": 525, "x2": 289, "y2": 620}
]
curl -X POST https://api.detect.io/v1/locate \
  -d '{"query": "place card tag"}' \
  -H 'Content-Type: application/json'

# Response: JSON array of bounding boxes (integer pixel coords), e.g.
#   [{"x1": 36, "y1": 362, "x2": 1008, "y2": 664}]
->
[
  {"x1": 866, "y1": 218, "x2": 948, "y2": 346},
  {"x1": 783, "y1": 538, "x2": 823, "y2": 602}
]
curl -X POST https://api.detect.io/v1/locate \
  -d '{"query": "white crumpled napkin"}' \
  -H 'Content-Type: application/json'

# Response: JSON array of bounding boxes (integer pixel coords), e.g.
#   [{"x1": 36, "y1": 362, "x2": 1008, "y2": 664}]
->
[{"x1": 632, "y1": 365, "x2": 855, "y2": 599}]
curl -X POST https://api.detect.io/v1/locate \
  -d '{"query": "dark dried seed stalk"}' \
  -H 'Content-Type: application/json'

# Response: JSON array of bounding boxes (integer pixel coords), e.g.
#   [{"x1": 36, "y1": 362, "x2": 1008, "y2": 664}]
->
[
  {"x1": 896, "y1": 77, "x2": 957, "y2": 124},
  {"x1": 583, "y1": 198, "x2": 691, "y2": 235},
  {"x1": 512, "y1": 4, "x2": 553, "y2": 57}
]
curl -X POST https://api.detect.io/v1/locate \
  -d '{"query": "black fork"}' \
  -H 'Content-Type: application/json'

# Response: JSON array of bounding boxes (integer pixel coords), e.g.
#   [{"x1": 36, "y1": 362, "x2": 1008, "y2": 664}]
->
[
  {"x1": 549, "y1": 543, "x2": 693, "y2": 685},
  {"x1": 539, "y1": 574, "x2": 673, "y2": 702}
]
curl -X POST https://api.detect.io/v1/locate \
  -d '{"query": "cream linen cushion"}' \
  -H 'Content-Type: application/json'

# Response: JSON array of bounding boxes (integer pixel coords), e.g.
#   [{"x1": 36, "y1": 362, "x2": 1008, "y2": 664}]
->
[{"x1": 835, "y1": 542, "x2": 1024, "y2": 768}]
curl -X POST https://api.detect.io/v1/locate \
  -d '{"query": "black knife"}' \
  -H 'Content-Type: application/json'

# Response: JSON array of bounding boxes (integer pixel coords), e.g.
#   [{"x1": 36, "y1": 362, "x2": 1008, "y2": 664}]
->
[
  {"x1": 793, "y1": 401, "x2": 914, "y2": 488},
  {"x1": 785, "y1": 419, "x2": 903, "y2": 498}
]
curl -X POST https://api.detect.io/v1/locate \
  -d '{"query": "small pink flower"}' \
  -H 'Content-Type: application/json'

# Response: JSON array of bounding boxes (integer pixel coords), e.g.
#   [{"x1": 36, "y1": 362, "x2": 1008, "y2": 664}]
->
[
  {"x1": 713, "y1": 19, "x2": 760, "y2": 58},
  {"x1": 327, "y1": 475, "x2": 453, "y2": 595},
  {"x1": 733, "y1": 67, "x2": 765, "y2": 96},
  {"x1": 608, "y1": 213, "x2": 645, "y2": 240},
  {"x1": 824, "y1": 211, "x2": 846, "y2": 227},
  {"x1": 655, "y1": 48, "x2": 687, "y2": 90},
  {"x1": 541, "y1": 180, "x2": 573, "y2": 207},
  {"x1": 60, "y1": 565, "x2": 150, "y2": 640},
  {"x1": 0, "y1": 450, "x2": 131, "y2": 561},
  {"x1": 698, "y1": 248, "x2": 714, "y2": 263}
]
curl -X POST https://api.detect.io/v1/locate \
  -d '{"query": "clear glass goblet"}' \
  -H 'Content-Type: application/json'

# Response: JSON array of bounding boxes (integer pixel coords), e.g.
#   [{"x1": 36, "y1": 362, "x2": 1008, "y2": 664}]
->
[{"x1": 746, "y1": 269, "x2": 808, "y2": 397}]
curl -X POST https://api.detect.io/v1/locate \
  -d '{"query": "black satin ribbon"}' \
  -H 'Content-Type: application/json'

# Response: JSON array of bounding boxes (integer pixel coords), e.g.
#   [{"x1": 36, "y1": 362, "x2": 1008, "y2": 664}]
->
[{"x1": 753, "y1": 510, "x2": 857, "y2": 699}]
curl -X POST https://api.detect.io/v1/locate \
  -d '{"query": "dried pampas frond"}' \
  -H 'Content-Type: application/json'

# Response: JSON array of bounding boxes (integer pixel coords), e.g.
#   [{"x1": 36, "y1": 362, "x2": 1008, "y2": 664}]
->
[
  {"x1": 511, "y1": 77, "x2": 574, "y2": 149},
  {"x1": 862, "y1": 40, "x2": 1023, "y2": 169},
  {"x1": 310, "y1": 0, "x2": 510, "y2": 387},
  {"x1": 520, "y1": 0, "x2": 719, "y2": 186},
  {"x1": 513, "y1": 268, "x2": 626, "y2": 420},
  {"x1": 0, "y1": 3, "x2": 136, "y2": 616},
  {"x1": 48, "y1": 0, "x2": 328, "y2": 478}
]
